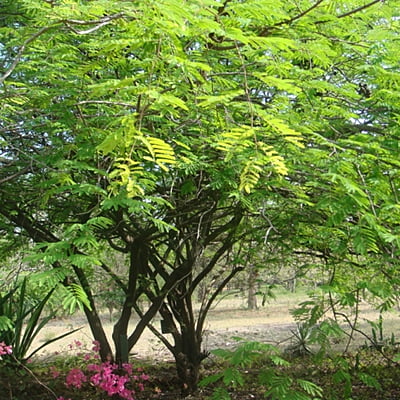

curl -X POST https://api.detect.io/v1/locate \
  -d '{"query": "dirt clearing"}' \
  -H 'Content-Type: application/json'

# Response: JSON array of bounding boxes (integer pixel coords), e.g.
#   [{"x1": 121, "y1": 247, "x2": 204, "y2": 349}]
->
[{"x1": 32, "y1": 294, "x2": 400, "y2": 361}]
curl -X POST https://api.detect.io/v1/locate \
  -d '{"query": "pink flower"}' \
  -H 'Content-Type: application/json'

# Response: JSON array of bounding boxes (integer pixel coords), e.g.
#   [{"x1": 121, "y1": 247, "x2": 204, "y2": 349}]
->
[
  {"x1": 122, "y1": 363, "x2": 133, "y2": 376},
  {"x1": 50, "y1": 366, "x2": 60, "y2": 378},
  {"x1": 140, "y1": 373, "x2": 150, "y2": 381},
  {"x1": 90, "y1": 372, "x2": 102, "y2": 385},
  {"x1": 65, "y1": 368, "x2": 87, "y2": 389},
  {"x1": 74, "y1": 340, "x2": 82, "y2": 347},
  {"x1": 92, "y1": 340, "x2": 101, "y2": 352},
  {"x1": 62, "y1": 357, "x2": 148, "y2": 399},
  {"x1": 0, "y1": 342, "x2": 12, "y2": 355},
  {"x1": 120, "y1": 388, "x2": 134, "y2": 400},
  {"x1": 87, "y1": 363, "x2": 101, "y2": 372}
]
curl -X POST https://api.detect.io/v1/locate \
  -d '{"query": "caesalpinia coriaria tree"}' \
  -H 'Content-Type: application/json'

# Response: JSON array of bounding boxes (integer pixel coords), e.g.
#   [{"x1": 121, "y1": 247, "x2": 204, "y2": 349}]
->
[{"x1": 1, "y1": 0, "x2": 400, "y2": 392}]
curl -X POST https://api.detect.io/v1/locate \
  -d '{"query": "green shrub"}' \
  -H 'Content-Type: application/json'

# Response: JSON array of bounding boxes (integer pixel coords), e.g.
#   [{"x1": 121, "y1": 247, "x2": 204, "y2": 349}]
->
[
  {"x1": 0, "y1": 278, "x2": 79, "y2": 363},
  {"x1": 200, "y1": 338, "x2": 323, "y2": 400}
]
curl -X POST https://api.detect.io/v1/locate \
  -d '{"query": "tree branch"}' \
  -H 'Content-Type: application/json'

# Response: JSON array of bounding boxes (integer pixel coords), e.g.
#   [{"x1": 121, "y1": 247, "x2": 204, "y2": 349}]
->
[
  {"x1": 259, "y1": 0, "x2": 325, "y2": 35},
  {"x1": 197, "y1": 265, "x2": 244, "y2": 336},
  {"x1": 337, "y1": 0, "x2": 383, "y2": 19},
  {"x1": 0, "y1": 166, "x2": 30, "y2": 185},
  {"x1": 208, "y1": 0, "x2": 325, "y2": 49},
  {"x1": 0, "y1": 13, "x2": 125, "y2": 84},
  {"x1": 207, "y1": 0, "x2": 383, "y2": 51},
  {"x1": 65, "y1": 15, "x2": 121, "y2": 35},
  {"x1": 0, "y1": 26, "x2": 53, "y2": 85},
  {"x1": 61, "y1": 12, "x2": 125, "y2": 26},
  {"x1": 75, "y1": 100, "x2": 136, "y2": 108}
]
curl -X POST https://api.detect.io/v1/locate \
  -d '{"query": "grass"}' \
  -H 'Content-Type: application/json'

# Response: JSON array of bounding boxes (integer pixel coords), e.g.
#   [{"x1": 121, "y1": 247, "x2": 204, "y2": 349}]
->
[{"x1": 40, "y1": 331, "x2": 57, "y2": 343}]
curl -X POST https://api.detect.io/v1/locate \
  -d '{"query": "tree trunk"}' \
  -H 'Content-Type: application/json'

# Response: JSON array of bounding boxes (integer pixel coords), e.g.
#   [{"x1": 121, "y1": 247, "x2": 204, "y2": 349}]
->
[
  {"x1": 156, "y1": 295, "x2": 205, "y2": 394},
  {"x1": 247, "y1": 264, "x2": 258, "y2": 310},
  {"x1": 112, "y1": 300, "x2": 132, "y2": 365},
  {"x1": 175, "y1": 352, "x2": 202, "y2": 395},
  {"x1": 83, "y1": 304, "x2": 113, "y2": 362},
  {"x1": 112, "y1": 239, "x2": 146, "y2": 365},
  {"x1": 173, "y1": 328, "x2": 204, "y2": 394},
  {"x1": 289, "y1": 277, "x2": 297, "y2": 293},
  {"x1": 72, "y1": 265, "x2": 114, "y2": 362}
]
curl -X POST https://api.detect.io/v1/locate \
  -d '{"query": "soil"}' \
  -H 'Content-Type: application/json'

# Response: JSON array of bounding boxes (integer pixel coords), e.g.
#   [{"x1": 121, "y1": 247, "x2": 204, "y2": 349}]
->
[
  {"x1": 32, "y1": 295, "x2": 400, "y2": 361},
  {"x1": 32, "y1": 297, "x2": 299, "y2": 361}
]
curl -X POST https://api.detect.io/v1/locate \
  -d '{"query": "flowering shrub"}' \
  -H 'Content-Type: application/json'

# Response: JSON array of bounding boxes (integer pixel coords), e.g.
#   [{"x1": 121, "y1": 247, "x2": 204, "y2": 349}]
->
[
  {"x1": 65, "y1": 367, "x2": 87, "y2": 389},
  {"x1": 50, "y1": 365, "x2": 61, "y2": 378},
  {"x1": 55, "y1": 340, "x2": 149, "y2": 400},
  {"x1": 0, "y1": 341, "x2": 12, "y2": 356}
]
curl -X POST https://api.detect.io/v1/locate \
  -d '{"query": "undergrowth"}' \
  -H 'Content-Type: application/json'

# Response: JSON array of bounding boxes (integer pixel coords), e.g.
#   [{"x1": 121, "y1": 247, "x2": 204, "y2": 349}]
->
[{"x1": 2, "y1": 339, "x2": 400, "y2": 400}]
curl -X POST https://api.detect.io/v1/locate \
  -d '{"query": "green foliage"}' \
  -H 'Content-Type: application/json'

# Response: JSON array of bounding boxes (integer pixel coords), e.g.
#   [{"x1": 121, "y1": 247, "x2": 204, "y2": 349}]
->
[
  {"x1": 0, "y1": 278, "x2": 79, "y2": 363},
  {"x1": 262, "y1": 371, "x2": 323, "y2": 400},
  {"x1": 27, "y1": 268, "x2": 92, "y2": 315},
  {"x1": 200, "y1": 339, "x2": 322, "y2": 400},
  {"x1": 329, "y1": 355, "x2": 383, "y2": 399},
  {"x1": 62, "y1": 283, "x2": 92, "y2": 314}
]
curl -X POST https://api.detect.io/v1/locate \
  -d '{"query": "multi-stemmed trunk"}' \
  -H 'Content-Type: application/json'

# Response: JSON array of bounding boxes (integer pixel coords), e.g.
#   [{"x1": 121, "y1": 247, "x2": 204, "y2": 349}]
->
[{"x1": 173, "y1": 328, "x2": 205, "y2": 394}]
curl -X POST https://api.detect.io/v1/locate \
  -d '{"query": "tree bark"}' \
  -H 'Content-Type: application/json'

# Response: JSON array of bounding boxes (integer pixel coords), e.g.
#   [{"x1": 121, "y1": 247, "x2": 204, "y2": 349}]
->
[
  {"x1": 112, "y1": 238, "x2": 146, "y2": 365},
  {"x1": 247, "y1": 264, "x2": 258, "y2": 310},
  {"x1": 72, "y1": 265, "x2": 114, "y2": 362}
]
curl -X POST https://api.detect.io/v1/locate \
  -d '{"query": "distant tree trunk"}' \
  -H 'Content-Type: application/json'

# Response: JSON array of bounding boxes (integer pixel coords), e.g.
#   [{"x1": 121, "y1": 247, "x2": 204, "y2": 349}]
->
[
  {"x1": 247, "y1": 264, "x2": 258, "y2": 310},
  {"x1": 286, "y1": 277, "x2": 297, "y2": 292},
  {"x1": 107, "y1": 305, "x2": 113, "y2": 323},
  {"x1": 197, "y1": 281, "x2": 207, "y2": 303}
]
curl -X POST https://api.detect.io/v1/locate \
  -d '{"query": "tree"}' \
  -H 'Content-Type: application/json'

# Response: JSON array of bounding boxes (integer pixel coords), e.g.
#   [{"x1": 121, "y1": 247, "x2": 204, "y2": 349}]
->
[{"x1": 1, "y1": 0, "x2": 400, "y2": 392}]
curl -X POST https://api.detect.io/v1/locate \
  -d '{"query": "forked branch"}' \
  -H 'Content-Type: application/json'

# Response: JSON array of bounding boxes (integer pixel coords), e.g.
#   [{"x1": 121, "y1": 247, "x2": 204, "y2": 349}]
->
[{"x1": 0, "y1": 13, "x2": 125, "y2": 84}]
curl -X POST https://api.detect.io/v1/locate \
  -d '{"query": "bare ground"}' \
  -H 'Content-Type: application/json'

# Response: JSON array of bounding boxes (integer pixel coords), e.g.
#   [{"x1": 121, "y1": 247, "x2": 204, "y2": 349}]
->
[
  {"x1": 32, "y1": 295, "x2": 400, "y2": 362},
  {"x1": 32, "y1": 297, "x2": 299, "y2": 361}
]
